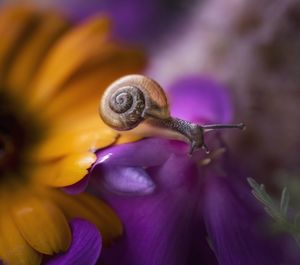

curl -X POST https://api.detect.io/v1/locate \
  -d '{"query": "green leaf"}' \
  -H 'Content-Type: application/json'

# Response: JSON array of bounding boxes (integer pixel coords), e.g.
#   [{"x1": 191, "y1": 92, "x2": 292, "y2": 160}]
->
[
  {"x1": 247, "y1": 177, "x2": 300, "y2": 248},
  {"x1": 248, "y1": 178, "x2": 274, "y2": 208},
  {"x1": 280, "y1": 187, "x2": 290, "y2": 217}
]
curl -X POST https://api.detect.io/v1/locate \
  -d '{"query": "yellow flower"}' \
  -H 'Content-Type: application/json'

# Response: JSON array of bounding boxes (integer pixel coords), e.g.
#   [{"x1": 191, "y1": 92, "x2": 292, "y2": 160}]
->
[{"x1": 0, "y1": 5, "x2": 145, "y2": 265}]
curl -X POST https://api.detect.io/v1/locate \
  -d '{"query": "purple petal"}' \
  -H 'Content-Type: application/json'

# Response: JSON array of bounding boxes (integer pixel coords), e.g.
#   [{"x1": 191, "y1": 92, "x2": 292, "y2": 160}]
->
[
  {"x1": 92, "y1": 138, "x2": 195, "y2": 196},
  {"x1": 97, "y1": 166, "x2": 156, "y2": 196},
  {"x1": 63, "y1": 175, "x2": 89, "y2": 194},
  {"x1": 94, "y1": 138, "x2": 177, "y2": 168},
  {"x1": 168, "y1": 75, "x2": 233, "y2": 124},
  {"x1": 46, "y1": 219, "x2": 102, "y2": 265},
  {"x1": 202, "y1": 175, "x2": 281, "y2": 265},
  {"x1": 99, "y1": 155, "x2": 206, "y2": 265},
  {"x1": 92, "y1": 138, "x2": 204, "y2": 195}
]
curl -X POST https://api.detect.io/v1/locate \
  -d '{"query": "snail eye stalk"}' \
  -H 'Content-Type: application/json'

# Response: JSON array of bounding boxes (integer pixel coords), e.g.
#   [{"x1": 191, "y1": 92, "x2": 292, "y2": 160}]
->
[
  {"x1": 99, "y1": 74, "x2": 246, "y2": 154},
  {"x1": 203, "y1": 123, "x2": 246, "y2": 131}
]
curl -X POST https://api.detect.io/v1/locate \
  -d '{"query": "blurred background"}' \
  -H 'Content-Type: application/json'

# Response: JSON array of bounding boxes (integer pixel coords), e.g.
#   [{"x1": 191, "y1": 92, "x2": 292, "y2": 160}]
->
[{"x1": 2, "y1": 0, "x2": 300, "y2": 202}]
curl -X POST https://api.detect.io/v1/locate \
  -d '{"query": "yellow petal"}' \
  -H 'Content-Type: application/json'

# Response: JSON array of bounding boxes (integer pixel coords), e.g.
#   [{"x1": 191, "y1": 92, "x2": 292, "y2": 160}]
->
[
  {"x1": 36, "y1": 125, "x2": 117, "y2": 160},
  {"x1": 0, "y1": 212, "x2": 42, "y2": 265},
  {"x1": 11, "y1": 194, "x2": 71, "y2": 255},
  {"x1": 0, "y1": 6, "x2": 40, "y2": 86},
  {"x1": 28, "y1": 16, "x2": 110, "y2": 107},
  {"x1": 41, "y1": 46, "x2": 145, "y2": 121},
  {"x1": 48, "y1": 190, "x2": 122, "y2": 244},
  {"x1": 54, "y1": 152, "x2": 96, "y2": 187},
  {"x1": 117, "y1": 131, "x2": 142, "y2": 145},
  {"x1": 6, "y1": 11, "x2": 70, "y2": 93},
  {"x1": 34, "y1": 152, "x2": 96, "y2": 187},
  {"x1": 51, "y1": 114, "x2": 106, "y2": 135}
]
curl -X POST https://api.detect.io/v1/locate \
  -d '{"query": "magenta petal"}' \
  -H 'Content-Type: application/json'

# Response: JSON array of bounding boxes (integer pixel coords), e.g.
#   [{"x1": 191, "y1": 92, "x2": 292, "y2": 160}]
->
[
  {"x1": 202, "y1": 176, "x2": 281, "y2": 265},
  {"x1": 46, "y1": 219, "x2": 102, "y2": 265},
  {"x1": 168, "y1": 76, "x2": 233, "y2": 123}
]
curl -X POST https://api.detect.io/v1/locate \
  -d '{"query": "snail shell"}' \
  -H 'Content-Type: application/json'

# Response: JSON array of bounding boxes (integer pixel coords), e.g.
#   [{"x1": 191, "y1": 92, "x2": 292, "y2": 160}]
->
[{"x1": 99, "y1": 75, "x2": 170, "y2": 130}]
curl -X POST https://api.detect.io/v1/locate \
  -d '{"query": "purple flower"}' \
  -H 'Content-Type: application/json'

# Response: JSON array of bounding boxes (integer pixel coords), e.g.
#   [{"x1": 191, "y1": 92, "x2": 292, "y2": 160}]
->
[{"x1": 90, "y1": 75, "x2": 298, "y2": 265}]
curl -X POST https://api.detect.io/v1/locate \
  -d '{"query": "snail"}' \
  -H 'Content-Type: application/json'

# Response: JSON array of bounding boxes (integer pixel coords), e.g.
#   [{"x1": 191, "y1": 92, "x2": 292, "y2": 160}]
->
[{"x1": 99, "y1": 74, "x2": 245, "y2": 154}]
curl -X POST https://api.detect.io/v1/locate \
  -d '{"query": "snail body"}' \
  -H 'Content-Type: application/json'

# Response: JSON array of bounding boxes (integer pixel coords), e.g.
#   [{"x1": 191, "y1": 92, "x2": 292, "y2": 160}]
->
[
  {"x1": 99, "y1": 74, "x2": 245, "y2": 154},
  {"x1": 100, "y1": 75, "x2": 169, "y2": 131}
]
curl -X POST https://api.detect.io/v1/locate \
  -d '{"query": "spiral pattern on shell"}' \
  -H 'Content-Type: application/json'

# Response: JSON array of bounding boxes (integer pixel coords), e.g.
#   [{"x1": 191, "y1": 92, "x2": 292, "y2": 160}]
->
[
  {"x1": 109, "y1": 87, "x2": 144, "y2": 113},
  {"x1": 99, "y1": 74, "x2": 170, "y2": 131},
  {"x1": 109, "y1": 86, "x2": 145, "y2": 128}
]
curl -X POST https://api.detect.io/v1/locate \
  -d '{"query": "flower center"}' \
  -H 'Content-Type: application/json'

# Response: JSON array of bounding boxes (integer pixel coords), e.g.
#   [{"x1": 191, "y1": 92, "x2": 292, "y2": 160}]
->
[
  {"x1": 0, "y1": 91, "x2": 43, "y2": 183},
  {"x1": 0, "y1": 133, "x2": 15, "y2": 173}
]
